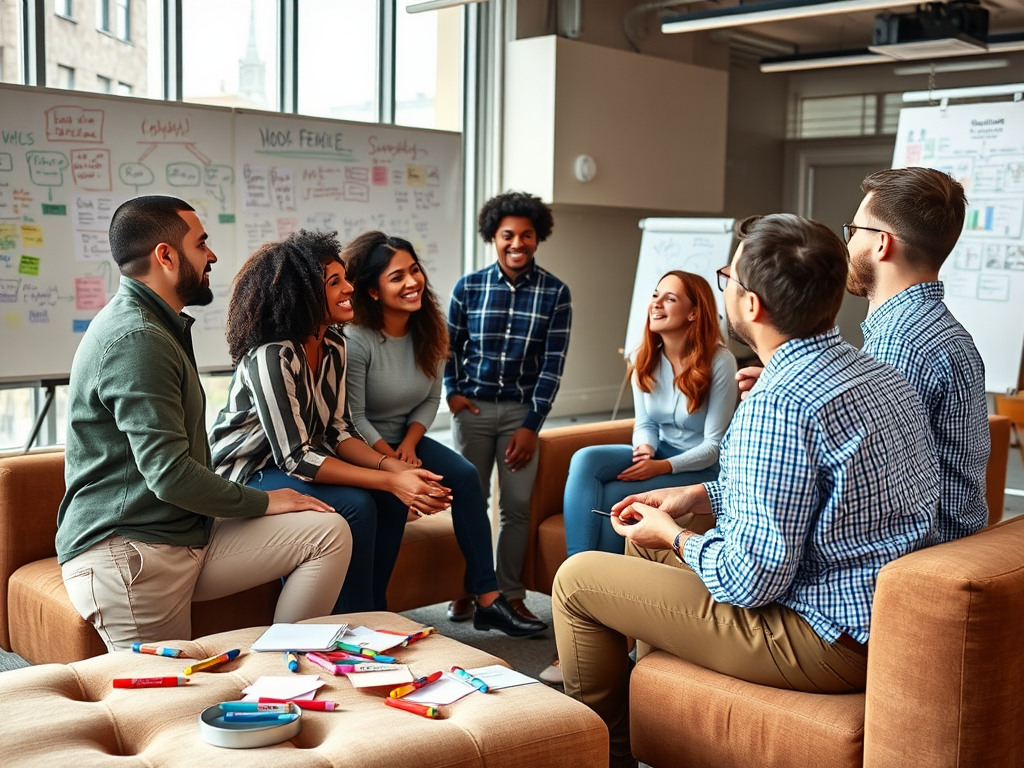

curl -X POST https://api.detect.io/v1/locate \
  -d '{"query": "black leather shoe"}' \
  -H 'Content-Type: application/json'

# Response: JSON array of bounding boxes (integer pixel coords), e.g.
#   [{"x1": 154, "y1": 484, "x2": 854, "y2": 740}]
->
[
  {"x1": 447, "y1": 598, "x2": 475, "y2": 622},
  {"x1": 473, "y1": 594, "x2": 547, "y2": 638}
]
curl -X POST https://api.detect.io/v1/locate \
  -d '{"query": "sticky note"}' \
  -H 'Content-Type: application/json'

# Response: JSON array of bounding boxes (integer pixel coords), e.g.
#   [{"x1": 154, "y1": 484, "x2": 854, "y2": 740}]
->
[
  {"x1": 407, "y1": 166, "x2": 426, "y2": 187},
  {"x1": 219, "y1": 213, "x2": 236, "y2": 224},
  {"x1": 5, "y1": 312, "x2": 22, "y2": 330},
  {"x1": 21, "y1": 225, "x2": 43, "y2": 248},
  {"x1": 42, "y1": 204, "x2": 67, "y2": 216},
  {"x1": 74, "y1": 277, "x2": 107, "y2": 310},
  {"x1": 19, "y1": 255, "x2": 40, "y2": 276},
  {"x1": 72, "y1": 319, "x2": 91, "y2": 333},
  {"x1": 0, "y1": 223, "x2": 17, "y2": 250}
]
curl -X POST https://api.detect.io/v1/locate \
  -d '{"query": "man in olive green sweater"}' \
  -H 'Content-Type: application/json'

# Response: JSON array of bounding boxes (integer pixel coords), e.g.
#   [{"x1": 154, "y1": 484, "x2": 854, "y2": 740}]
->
[{"x1": 57, "y1": 196, "x2": 352, "y2": 651}]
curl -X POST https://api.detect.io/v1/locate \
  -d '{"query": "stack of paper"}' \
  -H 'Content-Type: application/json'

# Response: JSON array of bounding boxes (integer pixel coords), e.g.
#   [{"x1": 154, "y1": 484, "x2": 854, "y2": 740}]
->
[
  {"x1": 250, "y1": 623, "x2": 349, "y2": 652},
  {"x1": 241, "y1": 675, "x2": 325, "y2": 702}
]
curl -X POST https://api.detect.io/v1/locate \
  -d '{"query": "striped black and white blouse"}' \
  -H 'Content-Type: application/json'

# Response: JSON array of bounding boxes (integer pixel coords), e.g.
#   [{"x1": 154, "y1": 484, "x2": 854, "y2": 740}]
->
[{"x1": 209, "y1": 327, "x2": 352, "y2": 484}]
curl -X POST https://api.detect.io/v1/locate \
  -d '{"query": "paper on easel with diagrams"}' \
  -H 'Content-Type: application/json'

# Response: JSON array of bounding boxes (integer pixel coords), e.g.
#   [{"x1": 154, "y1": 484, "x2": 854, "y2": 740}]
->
[{"x1": 893, "y1": 100, "x2": 1024, "y2": 392}]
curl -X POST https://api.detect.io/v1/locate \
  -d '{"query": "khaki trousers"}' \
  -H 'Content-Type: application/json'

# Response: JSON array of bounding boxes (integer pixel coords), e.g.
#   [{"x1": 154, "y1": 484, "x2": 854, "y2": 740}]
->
[
  {"x1": 62, "y1": 512, "x2": 352, "y2": 651},
  {"x1": 451, "y1": 400, "x2": 539, "y2": 599},
  {"x1": 553, "y1": 543, "x2": 867, "y2": 768}
]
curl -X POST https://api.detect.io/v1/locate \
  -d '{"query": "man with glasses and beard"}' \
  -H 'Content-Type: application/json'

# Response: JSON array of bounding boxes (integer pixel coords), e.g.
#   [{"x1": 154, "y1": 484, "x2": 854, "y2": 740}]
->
[
  {"x1": 553, "y1": 214, "x2": 939, "y2": 768},
  {"x1": 738, "y1": 168, "x2": 989, "y2": 543},
  {"x1": 56, "y1": 195, "x2": 353, "y2": 651}
]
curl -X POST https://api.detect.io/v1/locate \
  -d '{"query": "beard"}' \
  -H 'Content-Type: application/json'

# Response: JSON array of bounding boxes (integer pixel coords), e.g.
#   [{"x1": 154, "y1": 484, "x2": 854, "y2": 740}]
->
[
  {"x1": 176, "y1": 253, "x2": 214, "y2": 307},
  {"x1": 726, "y1": 316, "x2": 753, "y2": 348},
  {"x1": 846, "y1": 251, "x2": 876, "y2": 299}
]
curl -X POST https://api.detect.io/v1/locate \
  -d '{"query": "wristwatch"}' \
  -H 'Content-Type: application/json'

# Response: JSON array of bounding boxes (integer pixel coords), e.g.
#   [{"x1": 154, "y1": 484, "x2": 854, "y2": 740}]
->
[{"x1": 671, "y1": 530, "x2": 688, "y2": 563}]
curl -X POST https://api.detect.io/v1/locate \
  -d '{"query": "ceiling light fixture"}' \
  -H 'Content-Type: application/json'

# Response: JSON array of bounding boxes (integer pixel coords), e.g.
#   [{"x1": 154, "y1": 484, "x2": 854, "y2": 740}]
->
[
  {"x1": 893, "y1": 58, "x2": 1009, "y2": 75},
  {"x1": 760, "y1": 49, "x2": 887, "y2": 73},
  {"x1": 662, "y1": 0, "x2": 918, "y2": 34},
  {"x1": 406, "y1": 0, "x2": 487, "y2": 14},
  {"x1": 902, "y1": 82, "x2": 1024, "y2": 102}
]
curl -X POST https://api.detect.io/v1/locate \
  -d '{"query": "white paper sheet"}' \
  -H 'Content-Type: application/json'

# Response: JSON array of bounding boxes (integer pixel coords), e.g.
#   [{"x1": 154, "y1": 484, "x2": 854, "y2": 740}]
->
[
  {"x1": 342, "y1": 625, "x2": 410, "y2": 653},
  {"x1": 401, "y1": 672, "x2": 477, "y2": 705},
  {"x1": 240, "y1": 675, "x2": 325, "y2": 701},
  {"x1": 467, "y1": 665, "x2": 538, "y2": 690},
  {"x1": 345, "y1": 665, "x2": 415, "y2": 689}
]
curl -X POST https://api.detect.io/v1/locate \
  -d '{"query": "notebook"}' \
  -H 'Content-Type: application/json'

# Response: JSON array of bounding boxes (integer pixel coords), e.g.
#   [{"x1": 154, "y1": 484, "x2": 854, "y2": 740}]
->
[{"x1": 250, "y1": 623, "x2": 349, "y2": 652}]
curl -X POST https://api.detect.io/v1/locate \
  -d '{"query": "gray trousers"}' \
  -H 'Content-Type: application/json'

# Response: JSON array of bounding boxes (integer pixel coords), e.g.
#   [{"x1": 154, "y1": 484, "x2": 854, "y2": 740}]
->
[{"x1": 451, "y1": 400, "x2": 539, "y2": 599}]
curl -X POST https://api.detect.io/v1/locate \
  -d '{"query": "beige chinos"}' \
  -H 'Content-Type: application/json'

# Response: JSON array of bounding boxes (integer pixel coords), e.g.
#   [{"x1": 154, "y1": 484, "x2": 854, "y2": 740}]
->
[
  {"x1": 553, "y1": 543, "x2": 867, "y2": 768},
  {"x1": 62, "y1": 512, "x2": 352, "y2": 651}
]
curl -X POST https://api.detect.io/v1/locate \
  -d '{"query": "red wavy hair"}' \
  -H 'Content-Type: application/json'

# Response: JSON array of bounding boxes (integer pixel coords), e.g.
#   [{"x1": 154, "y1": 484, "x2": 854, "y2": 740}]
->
[{"x1": 630, "y1": 271, "x2": 723, "y2": 413}]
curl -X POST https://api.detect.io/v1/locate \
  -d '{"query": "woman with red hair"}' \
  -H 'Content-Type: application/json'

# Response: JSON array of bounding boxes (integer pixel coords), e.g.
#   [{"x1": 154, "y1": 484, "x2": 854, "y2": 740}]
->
[{"x1": 541, "y1": 271, "x2": 738, "y2": 683}]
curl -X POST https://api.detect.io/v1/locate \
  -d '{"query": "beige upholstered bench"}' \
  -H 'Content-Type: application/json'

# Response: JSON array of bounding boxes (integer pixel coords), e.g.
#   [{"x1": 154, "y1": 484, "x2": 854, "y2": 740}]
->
[{"x1": 0, "y1": 611, "x2": 608, "y2": 767}]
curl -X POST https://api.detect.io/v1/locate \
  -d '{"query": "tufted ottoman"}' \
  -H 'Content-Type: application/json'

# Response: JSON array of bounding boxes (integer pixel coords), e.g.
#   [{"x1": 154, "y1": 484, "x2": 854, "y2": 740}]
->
[{"x1": 0, "y1": 612, "x2": 607, "y2": 767}]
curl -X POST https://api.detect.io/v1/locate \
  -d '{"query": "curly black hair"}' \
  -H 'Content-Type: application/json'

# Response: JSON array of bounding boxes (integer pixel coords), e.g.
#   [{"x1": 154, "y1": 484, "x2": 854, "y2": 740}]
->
[
  {"x1": 226, "y1": 230, "x2": 344, "y2": 364},
  {"x1": 477, "y1": 191, "x2": 554, "y2": 243},
  {"x1": 343, "y1": 231, "x2": 449, "y2": 379}
]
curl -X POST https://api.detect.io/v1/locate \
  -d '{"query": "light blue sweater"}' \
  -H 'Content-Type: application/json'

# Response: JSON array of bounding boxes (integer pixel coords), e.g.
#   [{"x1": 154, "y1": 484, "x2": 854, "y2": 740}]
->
[{"x1": 631, "y1": 345, "x2": 738, "y2": 473}]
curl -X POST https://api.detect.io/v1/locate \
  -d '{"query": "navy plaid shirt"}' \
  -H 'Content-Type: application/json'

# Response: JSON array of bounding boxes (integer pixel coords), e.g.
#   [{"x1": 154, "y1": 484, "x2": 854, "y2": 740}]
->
[
  {"x1": 861, "y1": 282, "x2": 989, "y2": 543},
  {"x1": 684, "y1": 329, "x2": 939, "y2": 645},
  {"x1": 444, "y1": 261, "x2": 572, "y2": 432}
]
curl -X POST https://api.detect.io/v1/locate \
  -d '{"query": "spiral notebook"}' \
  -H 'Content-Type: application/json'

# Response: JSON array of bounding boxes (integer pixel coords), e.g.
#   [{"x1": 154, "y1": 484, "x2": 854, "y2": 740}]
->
[{"x1": 250, "y1": 623, "x2": 349, "y2": 652}]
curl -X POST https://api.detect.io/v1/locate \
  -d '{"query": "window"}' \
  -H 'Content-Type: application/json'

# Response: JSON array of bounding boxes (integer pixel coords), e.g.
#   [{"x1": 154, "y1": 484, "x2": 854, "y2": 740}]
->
[
  {"x1": 1, "y1": 5, "x2": 25, "y2": 85},
  {"x1": 395, "y1": 0, "x2": 463, "y2": 130},
  {"x1": 56, "y1": 64, "x2": 75, "y2": 90},
  {"x1": 97, "y1": 74, "x2": 112, "y2": 92},
  {"x1": 790, "y1": 94, "x2": 878, "y2": 140},
  {"x1": 96, "y1": 0, "x2": 110, "y2": 32},
  {"x1": 116, "y1": 0, "x2": 130, "y2": 41},
  {"x1": 116, "y1": 81, "x2": 132, "y2": 95},
  {"x1": 55, "y1": 0, "x2": 73, "y2": 19},
  {"x1": 297, "y1": 0, "x2": 378, "y2": 122},
  {"x1": 183, "y1": 0, "x2": 279, "y2": 109}
]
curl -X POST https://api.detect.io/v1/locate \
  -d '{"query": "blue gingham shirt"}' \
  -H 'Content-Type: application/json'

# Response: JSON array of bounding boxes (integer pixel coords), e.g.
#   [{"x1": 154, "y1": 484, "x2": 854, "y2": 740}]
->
[
  {"x1": 444, "y1": 261, "x2": 572, "y2": 432},
  {"x1": 683, "y1": 329, "x2": 939, "y2": 645},
  {"x1": 861, "y1": 282, "x2": 989, "y2": 543}
]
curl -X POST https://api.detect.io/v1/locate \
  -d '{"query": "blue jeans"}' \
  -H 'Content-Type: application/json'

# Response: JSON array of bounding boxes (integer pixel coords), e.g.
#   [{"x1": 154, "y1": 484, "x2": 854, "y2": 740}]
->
[
  {"x1": 247, "y1": 467, "x2": 407, "y2": 613},
  {"x1": 399, "y1": 436, "x2": 500, "y2": 596},
  {"x1": 562, "y1": 444, "x2": 720, "y2": 557}
]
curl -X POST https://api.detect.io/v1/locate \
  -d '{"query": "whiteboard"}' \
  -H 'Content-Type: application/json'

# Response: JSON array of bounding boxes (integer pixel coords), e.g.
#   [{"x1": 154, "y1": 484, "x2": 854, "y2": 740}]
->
[
  {"x1": 234, "y1": 110, "x2": 462, "y2": 313},
  {"x1": 892, "y1": 101, "x2": 1024, "y2": 393},
  {"x1": 0, "y1": 85, "x2": 235, "y2": 381},
  {"x1": 624, "y1": 218, "x2": 734, "y2": 359},
  {"x1": 0, "y1": 85, "x2": 463, "y2": 384}
]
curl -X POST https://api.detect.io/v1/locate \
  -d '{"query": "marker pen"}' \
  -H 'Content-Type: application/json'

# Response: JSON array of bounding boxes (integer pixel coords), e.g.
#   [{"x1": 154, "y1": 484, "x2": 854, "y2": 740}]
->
[
  {"x1": 384, "y1": 697, "x2": 438, "y2": 719},
  {"x1": 131, "y1": 643, "x2": 184, "y2": 658},
  {"x1": 220, "y1": 702, "x2": 294, "y2": 713},
  {"x1": 258, "y1": 697, "x2": 338, "y2": 711},
  {"x1": 450, "y1": 666, "x2": 490, "y2": 693},
  {"x1": 113, "y1": 675, "x2": 190, "y2": 689},
  {"x1": 183, "y1": 648, "x2": 241, "y2": 675},
  {"x1": 223, "y1": 712, "x2": 299, "y2": 723},
  {"x1": 305, "y1": 652, "x2": 345, "y2": 675}
]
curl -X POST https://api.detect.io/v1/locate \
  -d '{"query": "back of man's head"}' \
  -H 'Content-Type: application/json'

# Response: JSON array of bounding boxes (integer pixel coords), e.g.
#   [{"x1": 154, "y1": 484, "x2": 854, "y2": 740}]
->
[
  {"x1": 861, "y1": 167, "x2": 966, "y2": 272},
  {"x1": 735, "y1": 213, "x2": 848, "y2": 339},
  {"x1": 109, "y1": 195, "x2": 195, "y2": 277}
]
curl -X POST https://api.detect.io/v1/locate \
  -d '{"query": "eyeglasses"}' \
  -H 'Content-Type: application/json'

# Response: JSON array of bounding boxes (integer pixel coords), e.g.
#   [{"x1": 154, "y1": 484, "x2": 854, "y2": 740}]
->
[
  {"x1": 716, "y1": 267, "x2": 748, "y2": 292},
  {"x1": 842, "y1": 223, "x2": 892, "y2": 244}
]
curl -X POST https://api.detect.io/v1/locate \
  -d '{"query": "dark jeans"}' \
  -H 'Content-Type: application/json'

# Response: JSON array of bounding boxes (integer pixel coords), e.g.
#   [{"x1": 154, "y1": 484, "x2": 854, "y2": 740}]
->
[
  {"x1": 404, "y1": 436, "x2": 500, "y2": 596},
  {"x1": 247, "y1": 467, "x2": 407, "y2": 613}
]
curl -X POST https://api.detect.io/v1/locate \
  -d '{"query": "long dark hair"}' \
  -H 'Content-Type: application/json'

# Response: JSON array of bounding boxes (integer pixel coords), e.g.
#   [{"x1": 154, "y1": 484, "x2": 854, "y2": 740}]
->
[
  {"x1": 343, "y1": 231, "x2": 449, "y2": 378},
  {"x1": 226, "y1": 230, "x2": 344, "y2": 364}
]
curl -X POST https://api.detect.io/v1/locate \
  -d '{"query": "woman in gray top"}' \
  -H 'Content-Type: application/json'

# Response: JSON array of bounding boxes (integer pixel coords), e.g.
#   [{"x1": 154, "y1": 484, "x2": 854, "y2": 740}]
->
[{"x1": 344, "y1": 231, "x2": 546, "y2": 638}]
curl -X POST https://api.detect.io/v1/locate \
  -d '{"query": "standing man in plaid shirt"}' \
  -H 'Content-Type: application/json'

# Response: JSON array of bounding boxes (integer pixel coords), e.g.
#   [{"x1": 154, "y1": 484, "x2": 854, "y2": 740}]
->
[
  {"x1": 444, "y1": 191, "x2": 572, "y2": 627},
  {"x1": 553, "y1": 214, "x2": 938, "y2": 768}
]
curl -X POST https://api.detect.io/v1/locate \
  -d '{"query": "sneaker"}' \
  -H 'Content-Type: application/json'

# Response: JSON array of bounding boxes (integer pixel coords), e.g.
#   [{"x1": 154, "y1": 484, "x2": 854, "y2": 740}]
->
[
  {"x1": 473, "y1": 594, "x2": 547, "y2": 638},
  {"x1": 447, "y1": 597, "x2": 475, "y2": 622},
  {"x1": 539, "y1": 656, "x2": 563, "y2": 685}
]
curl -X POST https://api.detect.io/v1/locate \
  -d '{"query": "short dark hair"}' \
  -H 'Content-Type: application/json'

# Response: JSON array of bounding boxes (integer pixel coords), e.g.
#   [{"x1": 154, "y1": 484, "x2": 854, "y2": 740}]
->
[
  {"x1": 861, "y1": 167, "x2": 966, "y2": 272},
  {"x1": 108, "y1": 195, "x2": 195, "y2": 277},
  {"x1": 734, "y1": 214, "x2": 848, "y2": 339},
  {"x1": 477, "y1": 191, "x2": 554, "y2": 243},
  {"x1": 225, "y1": 230, "x2": 343, "y2": 364},
  {"x1": 342, "y1": 231, "x2": 449, "y2": 378}
]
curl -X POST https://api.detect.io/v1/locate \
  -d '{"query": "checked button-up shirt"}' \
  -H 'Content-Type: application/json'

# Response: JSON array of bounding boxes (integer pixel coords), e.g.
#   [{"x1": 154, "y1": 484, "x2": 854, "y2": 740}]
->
[{"x1": 684, "y1": 328, "x2": 939, "y2": 645}]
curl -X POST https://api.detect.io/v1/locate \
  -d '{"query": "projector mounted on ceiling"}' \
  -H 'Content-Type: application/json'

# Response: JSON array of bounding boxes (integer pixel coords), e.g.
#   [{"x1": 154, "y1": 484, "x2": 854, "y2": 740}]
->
[{"x1": 869, "y1": 0, "x2": 989, "y2": 60}]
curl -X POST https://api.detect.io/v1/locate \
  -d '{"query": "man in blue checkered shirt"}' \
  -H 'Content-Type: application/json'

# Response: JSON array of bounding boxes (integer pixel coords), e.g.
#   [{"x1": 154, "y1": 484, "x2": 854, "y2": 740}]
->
[
  {"x1": 444, "y1": 191, "x2": 572, "y2": 626},
  {"x1": 846, "y1": 167, "x2": 989, "y2": 542},
  {"x1": 738, "y1": 168, "x2": 989, "y2": 544},
  {"x1": 553, "y1": 214, "x2": 938, "y2": 768}
]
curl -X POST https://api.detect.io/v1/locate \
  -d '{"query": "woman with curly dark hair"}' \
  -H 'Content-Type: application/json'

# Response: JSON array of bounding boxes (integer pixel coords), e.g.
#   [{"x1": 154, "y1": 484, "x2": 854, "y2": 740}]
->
[
  {"x1": 209, "y1": 230, "x2": 452, "y2": 613},
  {"x1": 342, "y1": 232, "x2": 546, "y2": 637}
]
